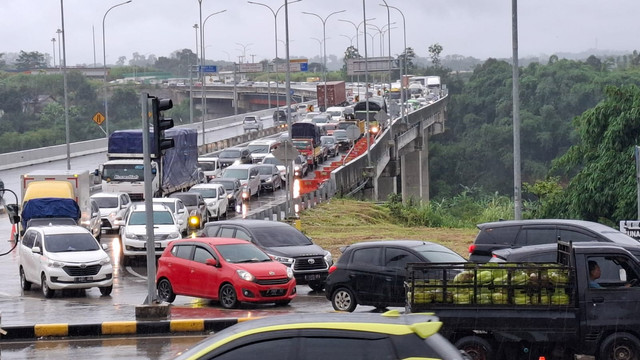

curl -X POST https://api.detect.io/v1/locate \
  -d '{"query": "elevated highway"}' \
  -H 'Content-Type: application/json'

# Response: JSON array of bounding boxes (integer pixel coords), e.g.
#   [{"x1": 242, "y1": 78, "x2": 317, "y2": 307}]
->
[{"x1": 0, "y1": 93, "x2": 447, "y2": 212}]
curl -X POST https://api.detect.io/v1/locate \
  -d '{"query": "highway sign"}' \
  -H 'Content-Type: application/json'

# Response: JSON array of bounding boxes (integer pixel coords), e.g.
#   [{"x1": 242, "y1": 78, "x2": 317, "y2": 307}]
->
[
  {"x1": 275, "y1": 59, "x2": 308, "y2": 73},
  {"x1": 93, "y1": 112, "x2": 105, "y2": 125},
  {"x1": 237, "y1": 63, "x2": 264, "y2": 73},
  {"x1": 273, "y1": 141, "x2": 300, "y2": 162},
  {"x1": 346, "y1": 57, "x2": 396, "y2": 75},
  {"x1": 199, "y1": 65, "x2": 217, "y2": 73}
]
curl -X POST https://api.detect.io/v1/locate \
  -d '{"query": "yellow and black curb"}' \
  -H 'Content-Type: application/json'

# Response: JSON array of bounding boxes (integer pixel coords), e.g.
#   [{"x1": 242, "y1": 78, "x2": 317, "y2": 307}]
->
[{"x1": 0, "y1": 318, "x2": 246, "y2": 340}]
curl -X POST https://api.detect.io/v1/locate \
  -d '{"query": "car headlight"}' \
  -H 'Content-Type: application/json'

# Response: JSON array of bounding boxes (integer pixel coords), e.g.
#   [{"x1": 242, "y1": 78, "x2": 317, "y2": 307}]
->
[
  {"x1": 236, "y1": 269, "x2": 255, "y2": 282},
  {"x1": 125, "y1": 232, "x2": 145, "y2": 240},
  {"x1": 47, "y1": 259, "x2": 65, "y2": 268},
  {"x1": 286, "y1": 267, "x2": 294, "y2": 279},
  {"x1": 227, "y1": 194, "x2": 233, "y2": 199},
  {"x1": 265, "y1": 178, "x2": 272, "y2": 183},
  {"x1": 324, "y1": 250, "x2": 333, "y2": 266},
  {"x1": 271, "y1": 254, "x2": 294, "y2": 266},
  {"x1": 99, "y1": 257, "x2": 111, "y2": 265},
  {"x1": 169, "y1": 232, "x2": 181, "y2": 239}
]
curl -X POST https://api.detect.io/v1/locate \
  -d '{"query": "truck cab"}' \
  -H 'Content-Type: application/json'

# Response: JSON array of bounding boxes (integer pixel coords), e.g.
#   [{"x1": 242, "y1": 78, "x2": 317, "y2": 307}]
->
[{"x1": 100, "y1": 159, "x2": 158, "y2": 201}]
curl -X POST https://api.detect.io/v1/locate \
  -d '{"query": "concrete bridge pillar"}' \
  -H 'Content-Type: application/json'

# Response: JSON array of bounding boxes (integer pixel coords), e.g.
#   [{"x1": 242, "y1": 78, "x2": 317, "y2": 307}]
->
[{"x1": 400, "y1": 135, "x2": 429, "y2": 203}]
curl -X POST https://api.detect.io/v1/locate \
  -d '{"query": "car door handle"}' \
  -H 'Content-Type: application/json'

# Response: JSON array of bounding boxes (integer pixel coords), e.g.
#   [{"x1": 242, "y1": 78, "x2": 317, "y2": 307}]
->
[{"x1": 591, "y1": 297, "x2": 604, "y2": 303}]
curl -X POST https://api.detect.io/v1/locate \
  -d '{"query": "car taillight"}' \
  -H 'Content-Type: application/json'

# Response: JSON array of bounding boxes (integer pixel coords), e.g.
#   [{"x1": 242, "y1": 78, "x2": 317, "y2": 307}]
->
[
  {"x1": 328, "y1": 265, "x2": 337, "y2": 274},
  {"x1": 468, "y1": 244, "x2": 476, "y2": 255}
]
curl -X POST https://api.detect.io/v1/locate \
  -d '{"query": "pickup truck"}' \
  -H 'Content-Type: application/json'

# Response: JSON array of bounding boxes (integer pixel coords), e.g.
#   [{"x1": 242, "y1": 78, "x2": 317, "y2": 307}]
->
[{"x1": 405, "y1": 241, "x2": 640, "y2": 360}]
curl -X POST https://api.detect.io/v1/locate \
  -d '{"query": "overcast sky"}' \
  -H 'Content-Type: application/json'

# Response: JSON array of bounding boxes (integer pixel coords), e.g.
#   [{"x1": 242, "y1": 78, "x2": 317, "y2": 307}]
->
[{"x1": 3, "y1": 0, "x2": 640, "y2": 67}]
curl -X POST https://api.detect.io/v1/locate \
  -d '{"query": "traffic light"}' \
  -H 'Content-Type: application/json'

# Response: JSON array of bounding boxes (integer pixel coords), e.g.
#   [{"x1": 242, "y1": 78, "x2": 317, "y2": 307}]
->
[{"x1": 151, "y1": 97, "x2": 174, "y2": 158}]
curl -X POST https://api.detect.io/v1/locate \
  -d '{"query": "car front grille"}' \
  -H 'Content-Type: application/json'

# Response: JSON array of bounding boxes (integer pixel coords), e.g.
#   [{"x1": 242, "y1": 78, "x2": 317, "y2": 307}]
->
[
  {"x1": 255, "y1": 278, "x2": 290, "y2": 285},
  {"x1": 293, "y1": 256, "x2": 327, "y2": 271},
  {"x1": 63, "y1": 264, "x2": 101, "y2": 276},
  {"x1": 259, "y1": 289, "x2": 288, "y2": 297}
]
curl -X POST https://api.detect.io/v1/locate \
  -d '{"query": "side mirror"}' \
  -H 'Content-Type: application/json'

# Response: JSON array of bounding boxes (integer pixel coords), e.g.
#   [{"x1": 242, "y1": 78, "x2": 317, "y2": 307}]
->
[
  {"x1": 102, "y1": 243, "x2": 109, "y2": 251},
  {"x1": 5, "y1": 204, "x2": 20, "y2": 225},
  {"x1": 205, "y1": 258, "x2": 218, "y2": 267},
  {"x1": 32, "y1": 246, "x2": 42, "y2": 254}
]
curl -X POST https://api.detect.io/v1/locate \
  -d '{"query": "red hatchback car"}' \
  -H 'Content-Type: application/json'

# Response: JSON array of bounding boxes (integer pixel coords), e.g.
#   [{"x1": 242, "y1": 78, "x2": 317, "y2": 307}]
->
[{"x1": 156, "y1": 238, "x2": 297, "y2": 308}]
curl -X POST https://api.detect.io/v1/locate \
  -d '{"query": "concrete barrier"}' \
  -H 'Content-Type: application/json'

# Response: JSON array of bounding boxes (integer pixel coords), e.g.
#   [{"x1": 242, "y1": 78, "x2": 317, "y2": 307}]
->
[{"x1": 0, "y1": 317, "x2": 245, "y2": 340}]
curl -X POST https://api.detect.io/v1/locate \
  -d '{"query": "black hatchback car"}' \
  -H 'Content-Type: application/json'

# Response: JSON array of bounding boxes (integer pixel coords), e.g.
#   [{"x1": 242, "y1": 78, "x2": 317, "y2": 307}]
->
[
  {"x1": 469, "y1": 219, "x2": 640, "y2": 263},
  {"x1": 325, "y1": 240, "x2": 466, "y2": 312},
  {"x1": 207, "y1": 178, "x2": 243, "y2": 212},
  {"x1": 199, "y1": 220, "x2": 333, "y2": 291}
]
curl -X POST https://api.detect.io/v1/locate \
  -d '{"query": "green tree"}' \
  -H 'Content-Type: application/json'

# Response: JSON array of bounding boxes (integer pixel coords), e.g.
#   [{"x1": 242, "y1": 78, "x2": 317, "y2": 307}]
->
[
  {"x1": 15, "y1": 51, "x2": 47, "y2": 71},
  {"x1": 428, "y1": 43, "x2": 443, "y2": 68},
  {"x1": 547, "y1": 85, "x2": 640, "y2": 223}
]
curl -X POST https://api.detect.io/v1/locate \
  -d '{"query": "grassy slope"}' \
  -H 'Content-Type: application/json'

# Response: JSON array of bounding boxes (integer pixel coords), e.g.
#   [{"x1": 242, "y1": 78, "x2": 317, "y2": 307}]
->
[{"x1": 296, "y1": 199, "x2": 478, "y2": 260}]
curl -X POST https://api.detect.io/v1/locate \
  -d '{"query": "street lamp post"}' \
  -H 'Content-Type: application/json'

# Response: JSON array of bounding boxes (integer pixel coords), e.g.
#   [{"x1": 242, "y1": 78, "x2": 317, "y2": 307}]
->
[
  {"x1": 302, "y1": 10, "x2": 346, "y2": 112},
  {"x1": 340, "y1": 34, "x2": 356, "y2": 47},
  {"x1": 235, "y1": 42, "x2": 253, "y2": 63},
  {"x1": 102, "y1": 0, "x2": 132, "y2": 139},
  {"x1": 190, "y1": 23, "x2": 198, "y2": 124},
  {"x1": 380, "y1": 2, "x2": 407, "y2": 124},
  {"x1": 248, "y1": 0, "x2": 301, "y2": 110},
  {"x1": 200, "y1": 9, "x2": 227, "y2": 146},
  {"x1": 310, "y1": 37, "x2": 323, "y2": 68},
  {"x1": 339, "y1": 17, "x2": 374, "y2": 96},
  {"x1": 56, "y1": 29, "x2": 62, "y2": 71},
  {"x1": 59, "y1": 0, "x2": 70, "y2": 170},
  {"x1": 51, "y1": 37, "x2": 56, "y2": 68}
]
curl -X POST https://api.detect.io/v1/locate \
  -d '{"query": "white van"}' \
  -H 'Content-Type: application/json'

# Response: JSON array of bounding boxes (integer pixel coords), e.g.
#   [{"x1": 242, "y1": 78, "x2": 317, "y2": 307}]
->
[
  {"x1": 247, "y1": 139, "x2": 279, "y2": 163},
  {"x1": 221, "y1": 164, "x2": 261, "y2": 197},
  {"x1": 198, "y1": 157, "x2": 221, "y2": 181},
  {"x1": 325, "y1": 106, "x2": 346, "y2": 121}
]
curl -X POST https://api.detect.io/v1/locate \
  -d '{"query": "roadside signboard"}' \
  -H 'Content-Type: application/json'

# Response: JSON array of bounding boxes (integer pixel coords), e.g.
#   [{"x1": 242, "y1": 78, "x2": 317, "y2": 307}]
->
[
  {"x1": 620, "y1": 220, "x2": 640, "y2": 242},
  {"x1": 273, "y1": 141, "x2": 300, "y2": 162},
  {"x1": 275, "y1": 59, "x2": 308, "y2": 73},
  {"x1": 93, "y1": 112, "x2": 105, "y2": 125},
  {"x1": 237, "y1": 63, "x2": 264, "y2": 73},
  {"x1": 347, "y1": 57, "x2": 396, "y2": 75},
  {"x1": 199, "y1": 65, "x2": 217, "y2": 73}
]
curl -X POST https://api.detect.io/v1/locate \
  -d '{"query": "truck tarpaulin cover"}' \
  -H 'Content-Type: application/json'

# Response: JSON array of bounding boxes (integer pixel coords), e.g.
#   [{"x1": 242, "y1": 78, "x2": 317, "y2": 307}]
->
[
  {"x1": 21, "y1": 197, "x2": 80, "y2": 228},
  {"x1": 108, "y1": 128, "x2": 199, "y2": 192},
  {"x1": 291, "y1": 123, "x2": 321, "y2": 146},
  {"x1": 161, "y1": 128, "x2": 199, "y2": 193}
]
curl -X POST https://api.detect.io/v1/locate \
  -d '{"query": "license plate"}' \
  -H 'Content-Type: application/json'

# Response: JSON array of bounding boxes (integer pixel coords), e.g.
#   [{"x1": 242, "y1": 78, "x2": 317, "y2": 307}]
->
[
  {"x1": 75, "y1": 276, "x2": 93, "y2": 283},
  {"x1": 266, "y1": 289, "x2": 283, "y2": 296},
  {"x1": 304, "y1": 274, "x2": 321, "y2": 281}
]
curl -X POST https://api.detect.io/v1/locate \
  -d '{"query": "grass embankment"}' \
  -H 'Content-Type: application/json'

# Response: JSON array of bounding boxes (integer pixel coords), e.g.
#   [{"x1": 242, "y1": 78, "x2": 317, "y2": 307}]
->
[{"x1": 297, "y1": 199, "x2": 477, "y2": 260}]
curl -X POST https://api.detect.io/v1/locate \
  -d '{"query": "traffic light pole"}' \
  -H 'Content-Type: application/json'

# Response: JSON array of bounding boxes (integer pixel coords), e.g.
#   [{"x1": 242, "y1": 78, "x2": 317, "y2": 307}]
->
[{"x1": 141, "y1": 92, "x2": 157, "y2": 305}]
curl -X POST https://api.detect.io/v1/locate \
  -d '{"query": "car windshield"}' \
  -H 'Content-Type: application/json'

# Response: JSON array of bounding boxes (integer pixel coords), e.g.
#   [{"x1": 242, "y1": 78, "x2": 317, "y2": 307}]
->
[
  {"x1": 171, "y1": 194, "x2": 198, "y2": 206},
  {"x1": 263, "y1": 157, "x2": 284, "y2": 166},
  {"x1": 322, "y1": 137, "x2": 335, "y2": 145},
  {"x1": 45, "y1": 233, "x2": 100, "y2": 252},
  {"x1": 219, "y1": 150, "x2": 241, "y2": 159},
  {"x1": 92, "y1": 196, "x2": 118, "y2": 208},
  {"x1": 327, "y1": 110, "x2": 342, "y2": 117},
  {"x1": 257, "y1": 166, "x2": 274, "y2": 175},
  {"x1": 414, "y1": 245, "x2": 467, "y2": 263},
  {"x1": 312, "y1": 117, "x2": 328, "y2": 124},
  {"x1": 223, "y1": 169, "x2": 249, "y2": 179},
  {"x1": 211, "y1": 180, "x2": 235, "y2": 191},
  {"x1": 294, "y1": 157, "x2": 305, "y2": 165},
  {"x1": 247, "y1": 145, "x2": 270, "y2": 153},
  {"x1": 128, "y1": 211, "x2": 175, "y2": 225},
  {"x1": 155, "y1": 201, "x2": 176, "y2": 212},
  {"x1": 198, "y1": 162, "x2": 218, "y2": 171},
  {"x1": 190, "y1": 188, "x2": 217, "y2": 198},
  {"x1": 251, "y1": 226, "x2": 313, "y2": 247},
  {"x1": 216, "y1": 243, "x2": 271, "y2": 263}
]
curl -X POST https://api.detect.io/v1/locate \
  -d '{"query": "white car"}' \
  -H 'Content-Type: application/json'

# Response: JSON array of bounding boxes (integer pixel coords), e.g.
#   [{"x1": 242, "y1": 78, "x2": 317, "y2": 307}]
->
[
  {"x1": 119, "y1": 204, "x2": 182, "y2": 265},
  {"x1": 189, "y1": 183, "x2": 228, "y2": 221},
  {"x1": 18, "y1": 225, "x2": 113, "y2": 298},
  {"x1": 90, "y1": 192, "x2": 132, "y2": 233},
  {"x1": 152, "y1": 197, "x2": 189, "y2": 235},
  {"x1": 247, "y1": 139, "x2": 279, "y2": 164},
  {"x1": 262, "y1": 154, "x2": 287, "y2": 182}
]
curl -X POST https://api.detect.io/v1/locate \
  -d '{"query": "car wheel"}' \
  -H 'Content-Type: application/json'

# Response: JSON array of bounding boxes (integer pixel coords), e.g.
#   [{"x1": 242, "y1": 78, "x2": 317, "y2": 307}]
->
[
  {"x1": 454, "y1": 336, "x2": 494, "y2": 360},
  {"x1": 99, "y1": 285, "x2": 113, "y2": 296},
  {"x1": 331, "y1": 287, "x2": 357, "y2": 312},
  {"x1": 156, "y1": 278, "x2": 176, "y2": 303},
  {"x1": 20, "y1": 267, "x2": 31, "y2": 291},
  {"x1": 41, "y1": 274, "x2": 55, "y2": 298},
  {"x1": 308, "y1": 281, "x2": 324, "y2": 292},
  {"x1": 599, "y1": 332, "x2": 640, "y2": 360},
  {"x1": 219, "y1": 283, "x2": 240, "y2": 309}
]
